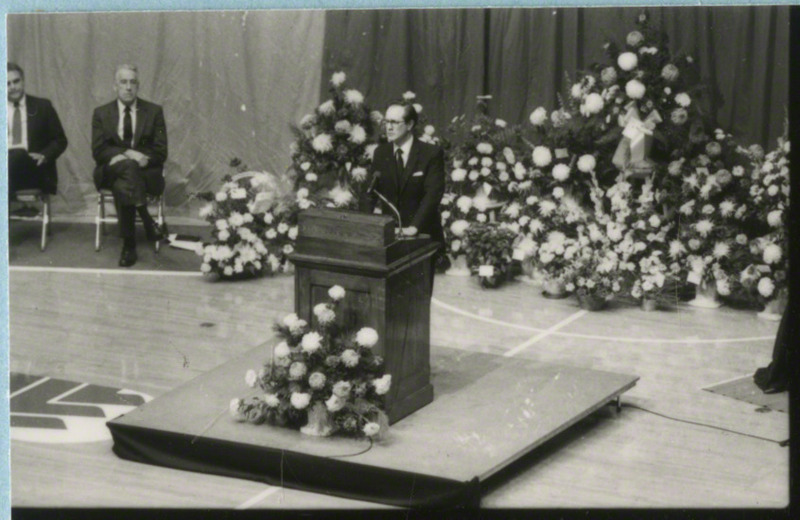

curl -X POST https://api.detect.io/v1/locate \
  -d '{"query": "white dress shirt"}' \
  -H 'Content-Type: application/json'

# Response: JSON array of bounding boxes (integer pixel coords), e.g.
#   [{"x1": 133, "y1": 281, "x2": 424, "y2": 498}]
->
[
  {"x1": 7, "y1": 95, "x2": 28, "y2": 150},
  {"x1": 116, "y1": 99, "x2": 138, "y2": 146}
]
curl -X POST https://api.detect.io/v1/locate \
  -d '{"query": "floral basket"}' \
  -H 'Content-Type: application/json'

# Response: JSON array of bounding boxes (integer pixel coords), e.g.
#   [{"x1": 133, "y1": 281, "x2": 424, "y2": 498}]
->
[
  {"x1": 231, "y1": 286, "x2": 391, "y2": 439},
  {"x1": 464, "y1": 222, "x2": 516, "y2": 289}
]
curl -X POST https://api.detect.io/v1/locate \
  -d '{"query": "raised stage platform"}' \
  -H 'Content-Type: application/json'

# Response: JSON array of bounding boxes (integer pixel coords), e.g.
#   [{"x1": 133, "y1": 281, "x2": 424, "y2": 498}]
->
[{"x1": 107, "y1": 344, "x2": 638, "y2": 508}]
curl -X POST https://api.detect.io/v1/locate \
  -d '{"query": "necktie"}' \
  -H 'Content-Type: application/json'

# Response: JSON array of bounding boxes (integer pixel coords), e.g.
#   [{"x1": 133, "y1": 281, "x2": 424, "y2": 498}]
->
[
  {"x1": 11, "y1": 101, "x2": 22, "y2": 145},
  {"x1": 123, "y1": 106, "x2": 133, "y2": 146},
  {"x1": 395, "y1": 149, "x2": 404, "y2": 180}
]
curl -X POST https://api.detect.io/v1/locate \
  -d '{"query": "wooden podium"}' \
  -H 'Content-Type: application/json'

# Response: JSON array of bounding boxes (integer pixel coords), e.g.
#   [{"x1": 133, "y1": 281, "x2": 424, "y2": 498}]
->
[{"x1": 290, "y1": 208, "x2": 439, "y2": 423}]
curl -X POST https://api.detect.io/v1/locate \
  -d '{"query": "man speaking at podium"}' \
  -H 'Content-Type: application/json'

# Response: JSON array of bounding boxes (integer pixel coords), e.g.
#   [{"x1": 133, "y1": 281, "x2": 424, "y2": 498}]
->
[{"x1": 369, "y1": 102, "x2": 445, "y2": 289}]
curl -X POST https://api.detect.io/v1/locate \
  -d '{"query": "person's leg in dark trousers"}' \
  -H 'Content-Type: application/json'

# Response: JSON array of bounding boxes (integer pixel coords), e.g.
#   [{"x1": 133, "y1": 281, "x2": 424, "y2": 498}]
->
[
  {"x1": 8, "y1": 149, "x2": 42, "y2": 200},
  {"x1": 754, "y1": 295, "x2": 793, "y2": 393},
  {"x1": 103, "y1": 159, "x2": 164, "y2": 267}
]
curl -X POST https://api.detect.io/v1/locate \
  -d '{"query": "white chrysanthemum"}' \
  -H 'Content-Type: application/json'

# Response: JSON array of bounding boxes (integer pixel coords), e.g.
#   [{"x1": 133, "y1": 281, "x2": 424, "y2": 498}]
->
[
  {"x1": 424, "y1": 124, "x2": 435, "y2": 136},
  {"x1": 308, "y1": 372, "x2": 326, "y2": 390},
  {"x1": 757, "y1": 277, "x2": 775, "y2": 298},
  {"x1": 625, "y1": 79, "x2": 646, "y2": 99},
  {"x1": 402, "y1": 91, "x2": 416, "y2": 100},
  {"x1": 532, "y1": 146, "x2": 553, "y2": 167},
  {"x1": 648, "y1": 214, "x2": 661, "y2": 228},
  {"x1": 344, "y1": 89, "x2": 364, "y2": 105},
  {"x1": 331, "y1": 71, "x2": 346, "y2": 86},
  {"x1": 495, "y1": 118, "x2": 507, "y2": 128},
  {"x1": 413, "y1": 103, "x2": 423, "y2": 114},
  {"x1": 351, "y1": 166, "x2": 367, "y2": 182},
  {"x1": 719, "y1": 200, "x2": 735, "y2": 217},
  {"x1": 301, "y1": 331, "x2": 323, "y2": 353},
  {"x1": 199, "y1": 203, "x2": 214, "y2": 219},
  {"x1": 581, "y1": 93, "x2": 604, "y2": 116},
  {"x1": 349, "y1": 124, "x2": 367, "y2": 144},
  {"x1": 299, "y1": 114, "x2": 315, "y2": 128},
  {"x1": 450, "y1": 219, "x2": 470, "y2": 237},
  {"x1": 318, "y1": 99, "x2": 335, "y2": 115},
  {"x1": 312, "y1": 133, "x2": 333, "y2": 153},
  {"x1": 372, "y1": 374, "x2": 392, "y2": 395},
  {"x1": 313, "y1": 303, "x2": 336, "y2": 325},
  {"x1": 716, "y1": 278, "x2": 731, "y2": 296},
  {"x1": 341, "y1": 349, "x2": 360, "y2": 367},
  {"x1": 529, "y1": 107, "x2": 548, "y2": 126},
  {"x1": 767, "y1": 209, "x2": 783, "y2": 227},
  {"x1": 290, "y1": 392, "x2": 311, "y2": 410},
  {"x1": 334, "y1": 120, "x2": 352, "y2": 133},
  {"x1": 675, "y1": 92, "x2": 691, "y2": 107},
  {"x1": 617, "y1": 52, "x2": 638, "y2": 71},
  {"x1": 552, "y1": 164, "x2": 571, "y2": 182},
  {"x1": 553, "y1": 187, "x2": 565, "y2": 199},
  {"x1": 229, "y1": 398, "x2": 245, "y2": 420},
  {"x1": 328, "y1": 285, "x2": 346, "y2": 301},
  {"x1": 356, "y1": 327, "x2": 379, "y2": 348},
  {"x1": 325, "y1": 394, "x2": 345, "y2": 412},
  {"x1": 476, "y1": 142, "x2": 493, "y2": 155},
  {"x1": 763, "y1": 244, "x2": 782, "y2": 264},
  {"x1": 263, "y1": 393, "x2": 280, "y2": 408},
  {"x1": 538, "y1": 200, "x2": 557, "y2": 217},
  {"x1": 713, "y1": 242, "x2": 730, "y2": 259},
  {"x1": 695, "y1": 219, "x2": 713, "y2": 236},
  {"x1": 481, "y1": 157, "x2": 493, "y2": 168},
  {"x1": 363, "y1": 422, "x2": 381, "y2": 437},
  {"x1": 329, "y1": 184, "x2": 353, "y2": 207},
  {"x1": 215, "y1": 191, "x2": 228, "y2": 202},
  {"x1": 289, "y1": 361, "x2": 307, "y2": 380},
  {"x1": 570, "y1": 83, "x2": 583, "y2": 99},
  {"x1": 451, "y1": 239, "x2": 461, "y2": 252},
  {"x1": 451, "y1": 168, "x2": 467, "y2": 182},
  {"x1": 529, "y1": 219, "x2": 544, "y2": 234},
  {"x1": 547, "y1": 230, "x2": 567, "y2": 246},
  {"x1": 364, "y1": 143, "x2": 378, "y2": 161},
  {"x1": 305, "y1": 172, "x2": 318, "y2": 183},
  {"x1": 456, "y1": 195, "x2": 473, "y2": 214},
  {"x1": 577, "y1": 155, "x2": 596, "y2": 172}
]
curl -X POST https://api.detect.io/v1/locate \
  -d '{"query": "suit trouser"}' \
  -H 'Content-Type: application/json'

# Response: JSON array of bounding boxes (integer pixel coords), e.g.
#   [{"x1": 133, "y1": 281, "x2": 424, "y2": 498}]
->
[
  {"x1": 8, "y1": 149, "x2": 48, "y2": 196},
  {"x1": 101, "y1": 159, "x2": 164, "y2": 240}
]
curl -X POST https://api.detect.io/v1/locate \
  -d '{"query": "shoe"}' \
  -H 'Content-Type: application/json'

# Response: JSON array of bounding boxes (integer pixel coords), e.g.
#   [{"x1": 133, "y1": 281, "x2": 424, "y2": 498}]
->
[
  {"x1": 119, "y1": 247, "x2": 138, "y2": 267},
  {"x1": 145, "y1": 222, "x2": 167, "y2": 242}
]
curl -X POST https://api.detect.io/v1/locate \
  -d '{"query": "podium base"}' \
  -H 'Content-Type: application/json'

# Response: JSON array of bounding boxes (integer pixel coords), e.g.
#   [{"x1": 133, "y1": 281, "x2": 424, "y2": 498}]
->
[{"x1": 388, "y1": 383, "x2": 434, "y2": 424}]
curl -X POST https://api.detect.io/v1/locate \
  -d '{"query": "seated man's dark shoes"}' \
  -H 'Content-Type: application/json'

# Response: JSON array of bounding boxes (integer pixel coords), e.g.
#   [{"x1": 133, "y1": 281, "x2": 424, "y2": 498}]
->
[
  {"x1": 144, "y1": 221, "x2": 167, "y2": 242},
  {"x1": 119, "y1": 246, "x2": 138, "y2": 267},
  {"x1": 10, "y1": 205, "x2": 40, "y2": 218}
]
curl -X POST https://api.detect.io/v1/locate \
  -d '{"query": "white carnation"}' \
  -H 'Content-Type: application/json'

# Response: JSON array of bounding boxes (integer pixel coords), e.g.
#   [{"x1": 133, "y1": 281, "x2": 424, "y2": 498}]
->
[
  {"x1": 617, "y1": 52, "x2": 638, "y2": 71},
  {"x1": 532, "y1": 146, "x2": 552, "y2": 167}
]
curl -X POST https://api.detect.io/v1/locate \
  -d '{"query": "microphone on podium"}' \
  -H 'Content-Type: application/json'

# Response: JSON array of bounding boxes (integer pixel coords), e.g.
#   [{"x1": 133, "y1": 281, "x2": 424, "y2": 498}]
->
[{"x1": 368, "y1": 170, "x2": 404, "y2": 231}]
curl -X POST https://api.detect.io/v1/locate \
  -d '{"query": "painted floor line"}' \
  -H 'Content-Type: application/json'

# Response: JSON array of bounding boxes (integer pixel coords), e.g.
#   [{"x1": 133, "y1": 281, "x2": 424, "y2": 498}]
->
[
  {"x1": 9, "y1": 376, "x2": 50, "y2": 399},
  {"x1": 10, "y1": 265, "x2": 203, "y2": 277},
  {"x1": 236, "y1": 486, "x2": 281, "y2": 509},
  {"x1": 505, "y1": 310, "x2": 588, "y2": 358},
  {"x1": 700, "y1": 373, "x2": 753, "y2": 390},
  {"x1": 431, "y1": 297, "x2": 775, "y2": 345}
]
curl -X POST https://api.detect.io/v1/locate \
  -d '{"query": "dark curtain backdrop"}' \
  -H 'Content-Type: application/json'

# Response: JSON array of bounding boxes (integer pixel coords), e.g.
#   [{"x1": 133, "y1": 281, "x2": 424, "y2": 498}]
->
[
  {"x1": 7, "y1": 11, "x2": 325, "y2": 217},
  {"x1": 324, "y1": 6, "x2": 789, "y2": 149}
]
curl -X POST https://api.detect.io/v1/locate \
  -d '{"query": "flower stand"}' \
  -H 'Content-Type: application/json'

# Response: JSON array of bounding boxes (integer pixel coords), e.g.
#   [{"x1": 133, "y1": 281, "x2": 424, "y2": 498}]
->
[
  {"x1": 577, "y1": 293, "x2": 607, "y2": 311},
  {"x1": 687, "y1": 280, "x2": 721, "y2": 309},
  {"x1": 445, "y1": 254, "x2": 471, "y2": 277},
  {"x1": 542, "y1": 279, "x2": 568, "y2": 299},
  {"x1": 299, "y1": 402, "x2": 334, "y2": 437},
  {"x1": 757, "y1": 290, "x2": 787, "y2": 321}
]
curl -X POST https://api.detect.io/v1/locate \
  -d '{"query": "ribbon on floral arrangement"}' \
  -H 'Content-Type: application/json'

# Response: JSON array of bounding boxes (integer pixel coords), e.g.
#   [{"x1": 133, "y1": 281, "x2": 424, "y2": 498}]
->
[{"x1": 611, "y1": 103, "x2": 663, "y2": 170}]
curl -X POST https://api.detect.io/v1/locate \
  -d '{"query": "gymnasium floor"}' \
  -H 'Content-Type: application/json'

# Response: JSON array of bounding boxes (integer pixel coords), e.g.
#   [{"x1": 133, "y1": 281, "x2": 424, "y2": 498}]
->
[{"x1": 7, "y1": 221, "x2": 789, "y2": 510}]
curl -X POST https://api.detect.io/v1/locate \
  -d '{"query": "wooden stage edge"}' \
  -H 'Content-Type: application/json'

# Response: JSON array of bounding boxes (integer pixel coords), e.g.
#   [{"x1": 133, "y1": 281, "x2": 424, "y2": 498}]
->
[{"x1": 108, "y1": 344, "x2": 638, "y2": 508}]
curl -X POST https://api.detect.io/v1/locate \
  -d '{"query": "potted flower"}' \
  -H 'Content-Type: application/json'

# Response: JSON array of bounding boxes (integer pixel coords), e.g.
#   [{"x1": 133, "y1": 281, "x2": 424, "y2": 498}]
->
[
  {"x1": 231, "y1": 286, "x2": 391, "y2": 439},
  {"x1": 464, "y1": 222, "x2": 517, "y2": 289},
  {"x1": 566, "y1": 221, "x2": 623, "y2": 311}
]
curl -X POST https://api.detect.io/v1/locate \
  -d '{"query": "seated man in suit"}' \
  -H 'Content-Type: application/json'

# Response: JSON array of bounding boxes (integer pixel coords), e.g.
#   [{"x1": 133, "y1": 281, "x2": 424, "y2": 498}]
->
[
  {"x1": 7, "y1": 62, "x2": 68, "y2": 215},
  {"x1": 92, "y1": 64, "x2": 167, "y2": 267},
  {"x1": 370, "y1": 102, "x2": 445, "y2": 289}
]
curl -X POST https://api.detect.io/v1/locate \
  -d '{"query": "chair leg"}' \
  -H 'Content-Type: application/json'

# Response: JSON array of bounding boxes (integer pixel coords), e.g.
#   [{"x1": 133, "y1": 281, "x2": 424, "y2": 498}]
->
[
  {"x1": 40, "y1": 197, "x2": 49, "y2": 252},
  {"x1": 95, "y1": 194, "x2": 103, "y2": 252},
  {"x1": 155, "y1": 197, "x2": 164, "y2": 254}
]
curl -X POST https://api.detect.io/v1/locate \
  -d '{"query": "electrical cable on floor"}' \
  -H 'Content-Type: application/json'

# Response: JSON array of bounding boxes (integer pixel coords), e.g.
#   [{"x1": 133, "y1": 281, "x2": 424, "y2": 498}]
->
[
  {"x1": 621, "y1": 402, "x2": 789, "y2": 446},
  {"x1": 325, "y1": 437, "x2": 374, "y2": 458}
]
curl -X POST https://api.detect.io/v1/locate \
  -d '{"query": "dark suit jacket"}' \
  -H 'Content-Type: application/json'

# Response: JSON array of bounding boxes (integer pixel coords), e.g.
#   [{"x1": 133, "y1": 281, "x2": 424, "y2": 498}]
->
[
  {"x1": 371, "y1": 138, "x2": 445, "y2": 244},
  {"x1": 91, "y1": 98, "x2": 167, "y2": 190},
  {"x1": 22, "y1": 95, "x2": 68, "y2": 194}
]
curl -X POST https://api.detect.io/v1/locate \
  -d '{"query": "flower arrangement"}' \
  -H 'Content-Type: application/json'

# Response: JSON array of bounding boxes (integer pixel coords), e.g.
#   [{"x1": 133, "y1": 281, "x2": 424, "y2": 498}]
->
[
  {"x1": 566, "y1": 221, "x2": 624, "y2": 309},
  {"x1": 463, "y1": 222, "x2": 517, "y2": 288},
  {"x1": 231, "y1": 286, "x2": 391, "y2": 439},
  {"x1": 196, "y1": 161, "x2": 295, "y2": 279},
  {"x1": 290, "y1": 71, "x2": 380, "y2": 211},
  {"x1": 736, "y1": 132, "x2": 789, "y2": 309}
]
